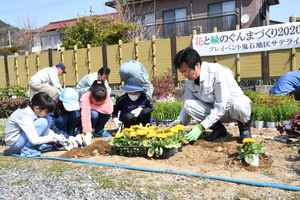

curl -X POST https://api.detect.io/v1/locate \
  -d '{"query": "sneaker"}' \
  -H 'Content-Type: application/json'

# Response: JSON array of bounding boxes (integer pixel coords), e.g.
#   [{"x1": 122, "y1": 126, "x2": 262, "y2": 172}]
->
[
  {"x1": 21, "y1": 146, "x2": 41, "y2": 157},
  {"x1": 53, "y1": 143, "x2": 66, "y2": 151},
  {"x1": 35, "y1": 144, "x2": 53, "y2": 152},
  {"x1": 94, "y1": 130, "x2": 112, "y2": 138}
]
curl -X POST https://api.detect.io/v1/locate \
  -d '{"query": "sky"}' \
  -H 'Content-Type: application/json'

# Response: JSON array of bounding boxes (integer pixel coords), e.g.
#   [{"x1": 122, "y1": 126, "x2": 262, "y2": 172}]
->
[
  {"x1": 0, "y1": 0, "x2": 117, "y2": 28},
  {"x1": 0, "y1": 0, "x2": 299, "y2": 28}
]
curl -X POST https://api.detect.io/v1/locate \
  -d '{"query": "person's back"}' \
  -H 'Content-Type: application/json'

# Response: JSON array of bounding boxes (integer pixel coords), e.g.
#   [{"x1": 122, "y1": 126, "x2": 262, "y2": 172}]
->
[
  {"x1": 270, "y1": 71, "x2": 300, "y2": 95},
  {"x1": 29, "y1": 64, "x2": 66, "y2": 99},
  {"x1": 119, "y1": 60, "x2": 154, "y2": 98}
]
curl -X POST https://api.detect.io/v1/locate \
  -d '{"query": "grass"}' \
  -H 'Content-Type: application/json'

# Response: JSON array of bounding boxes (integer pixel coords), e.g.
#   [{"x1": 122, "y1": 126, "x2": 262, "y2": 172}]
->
[{"x1": 0, "y1": 119, "x2": 6, "y2": 143}]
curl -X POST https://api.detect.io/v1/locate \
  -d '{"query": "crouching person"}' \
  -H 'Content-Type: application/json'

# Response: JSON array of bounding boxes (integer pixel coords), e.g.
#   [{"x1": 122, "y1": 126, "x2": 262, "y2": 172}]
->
[
  {"x1": 169, "y1": 48, "x2": 252, "y2": 142},
  {"x1": 50, "y1": 88, "x2": 82, "y2": 150},
  {"x1": 5, "y1": 92, "x2": 67, "y2": 157},
  {"x1": 112, "y1": 77, "x2": 154, "y2": 130},
  {"x1": 79, "y1": 80, "x2": 113, "y2": 145}
]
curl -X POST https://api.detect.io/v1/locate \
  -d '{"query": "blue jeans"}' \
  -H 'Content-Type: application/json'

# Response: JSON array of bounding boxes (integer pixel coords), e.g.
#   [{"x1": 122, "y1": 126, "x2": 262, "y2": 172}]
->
[
  {"x1": 12, "y1": 116, "x2": 52, "y2": 151},
  {"x1": 91, "y1": 110, "x2": 110, "y2": 132},
  {"x1": 54, "y1": 110, "x2": 80, "y2": 137}
]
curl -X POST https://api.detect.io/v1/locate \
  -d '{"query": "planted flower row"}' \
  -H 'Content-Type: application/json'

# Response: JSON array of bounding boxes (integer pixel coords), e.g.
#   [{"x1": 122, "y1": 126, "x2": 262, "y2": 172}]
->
[{"x1": 109, "y1": 124, "x2": 189, "y2": 158}]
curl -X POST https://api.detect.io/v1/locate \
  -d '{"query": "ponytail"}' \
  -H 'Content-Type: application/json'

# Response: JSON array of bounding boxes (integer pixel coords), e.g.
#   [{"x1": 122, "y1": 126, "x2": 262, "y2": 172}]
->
[{"x1": 90, "y1": 80, "x2": 107, "y2": 102}]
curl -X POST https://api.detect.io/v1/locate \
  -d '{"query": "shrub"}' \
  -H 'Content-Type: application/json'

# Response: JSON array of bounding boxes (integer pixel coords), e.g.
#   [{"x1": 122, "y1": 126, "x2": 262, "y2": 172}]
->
[
  {"x1": 151, "y1": 71, "x2": 178, "y2": 103},
  {"x1": 0, "y1": 86, "x2": 28, "y2": 100},
  {"x1": 0, "y1": 97, "x2": 27, "y2": 118}
]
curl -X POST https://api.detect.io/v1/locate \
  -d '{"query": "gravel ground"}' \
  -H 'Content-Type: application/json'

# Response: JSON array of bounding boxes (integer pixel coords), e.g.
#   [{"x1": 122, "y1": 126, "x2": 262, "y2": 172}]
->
[{"x1": 1, "y1": 154, "x2": 299, "y2": 200}]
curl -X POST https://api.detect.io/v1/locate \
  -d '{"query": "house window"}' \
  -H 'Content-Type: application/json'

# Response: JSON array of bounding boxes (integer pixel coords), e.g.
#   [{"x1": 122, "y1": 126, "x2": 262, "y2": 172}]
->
[
  {"x1": 142, "y1": 13, "x2": 155, "y2": 25},
  {"x1": 141, "y1": 13, "x2": 156, "y2": 39},
  {"x1": 208, "y1": 1, "x2": 236, "y2": 31},
  {"x1": 163, "y1": 8, "x2": 188, "y2": 37}
]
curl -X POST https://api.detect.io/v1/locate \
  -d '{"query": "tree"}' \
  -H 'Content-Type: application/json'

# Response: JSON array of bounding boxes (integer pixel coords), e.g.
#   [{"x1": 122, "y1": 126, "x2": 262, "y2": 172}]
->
[{"x1": 58, "y1": 16, "x2": 135, "y2": 49}]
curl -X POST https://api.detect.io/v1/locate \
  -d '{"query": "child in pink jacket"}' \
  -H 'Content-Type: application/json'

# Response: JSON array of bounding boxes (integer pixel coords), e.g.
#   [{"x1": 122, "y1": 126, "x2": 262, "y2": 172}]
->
[{"x1": 79, "y1": 80, "x2": 113, "y2": 145}]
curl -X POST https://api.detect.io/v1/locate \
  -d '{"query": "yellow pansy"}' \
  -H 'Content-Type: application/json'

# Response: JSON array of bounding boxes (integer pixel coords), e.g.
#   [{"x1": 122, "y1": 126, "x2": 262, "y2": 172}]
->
[
  {"x1": 242, "y1": 138, "x2": 256, "y2": 143},
  {"x1": 147, "y1": 132, "x2": 156, "y2": 138},
  {"x1": 157, "y1": 129, "x2": 165, "y2": 133},
  {"x1": 130, "y1": 125, "x2": 139, "y2": 129},
  {"x1": 130, "y1": 132, "x2": 137, "y2": 138},
  {"x1": 124, "y1": 128, "x2": 135, "y2": 132},
  {"x1": 166, "y1": 132, "x2": 174, "y2": 137},
  {"x1": 114, "y1": 132, "x2": 124, "y2": 139},
  {"x1": 170, "y1": 127, "x2": 178, "y2": 133},
  {"x1": 136, "y1": 130, "x2": 147, "y2": 136},
  {"x1": 175, "y1": 124, "x2": 185, "y2": 130},
  {"x1": 156, "y1": 133, "x2": 167, "y2": 139},
  {"x1": 149, "y1": 126, "x2": 157, "y2": 130}
]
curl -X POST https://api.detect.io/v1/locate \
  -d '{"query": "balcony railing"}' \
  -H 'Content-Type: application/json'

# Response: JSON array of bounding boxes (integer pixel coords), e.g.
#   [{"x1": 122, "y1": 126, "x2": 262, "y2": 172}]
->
[{"x1": 140, "y1": 13, "x2": 237, "y2": 40}]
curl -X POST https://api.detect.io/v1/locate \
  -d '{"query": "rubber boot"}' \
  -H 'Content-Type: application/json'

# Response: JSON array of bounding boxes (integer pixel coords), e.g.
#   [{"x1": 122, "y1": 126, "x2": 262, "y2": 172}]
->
[
  {"x1": 204, "y1": 121, "x2": 227, "y2": 141},
  {"x1": 237, "y1": 114, "x2": 253, "y2": 141}
]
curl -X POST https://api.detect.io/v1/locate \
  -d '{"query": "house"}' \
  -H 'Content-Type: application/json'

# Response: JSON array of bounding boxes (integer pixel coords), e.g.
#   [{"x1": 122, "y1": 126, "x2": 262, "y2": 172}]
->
[
  {"x1": 105, "y1": 0, "x2": 279, "y2": 39},
  {"x1": 32, "y1": 13, "x2": 118, "y2": 53}
]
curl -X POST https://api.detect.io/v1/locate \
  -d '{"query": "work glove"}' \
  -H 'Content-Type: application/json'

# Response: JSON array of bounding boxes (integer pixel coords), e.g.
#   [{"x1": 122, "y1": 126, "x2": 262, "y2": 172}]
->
[
  {"x1": 75, "y1": 134, "x2": 83, "y2": 147},
  {"x1": 54, "y1": 134, "x2": 67, "y2": 145},
  {"x1": 113, "y1": 117, "x2": 122, "y2": 129},
  {"x1": 113, "y1": 117, "x2": 123, "y2": 133},
  {"x1": 65, "y1": 136, "x2": 76, "y2": 151},
  {"x1": 168, "y1": 118, "x2": 181, "y2": 129},
  {"x1": 186, "y1": 124, "x2": 205, "y2": 141},
  {"x1": 82, "y1": 132, "x2": 93, "y2": 146},
  {"x1": 131, "y1": 107, "x2": 143, "y2": 117}
]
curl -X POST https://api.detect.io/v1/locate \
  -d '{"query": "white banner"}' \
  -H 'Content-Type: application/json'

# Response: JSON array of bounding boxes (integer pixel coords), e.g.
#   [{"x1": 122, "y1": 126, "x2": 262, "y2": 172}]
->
[{"x1": 192, "y1": 22, "x2": 300, "y2": 56}]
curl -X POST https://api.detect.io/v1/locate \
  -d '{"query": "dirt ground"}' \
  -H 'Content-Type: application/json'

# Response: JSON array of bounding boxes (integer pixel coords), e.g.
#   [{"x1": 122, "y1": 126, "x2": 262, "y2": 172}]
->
[{"x1": 40, "y1": 121, "x2": 300, "y2": 192}]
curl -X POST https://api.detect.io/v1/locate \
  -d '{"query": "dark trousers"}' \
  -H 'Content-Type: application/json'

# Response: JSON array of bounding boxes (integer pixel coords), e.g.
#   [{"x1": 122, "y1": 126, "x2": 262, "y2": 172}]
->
[
  {"x1": 123, "y1": 108, "x2": 152, "y2": 128},
  {"x1": 289, "y1": 88, "x2": 300, "y2": 101}
]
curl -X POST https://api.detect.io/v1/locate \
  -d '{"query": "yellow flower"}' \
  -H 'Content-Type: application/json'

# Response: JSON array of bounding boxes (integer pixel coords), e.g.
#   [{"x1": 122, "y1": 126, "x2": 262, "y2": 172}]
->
[
  {"x1": 136, "y1": 130, "x2": 147, "y2": 136},
  {"x1": 242, "y1": 138, "x2": 256, "y2": 143},
  {"x1": 170, "y1": 127, "x2": 178, "y2": 133},
  {"x1": 166, "y1": 132, "x2": 174, "y2": 137},
  {"x1": 175, "y1": 125, "x2": 185, "y2": 130},
  {"x1": 114, "y1": 132, "x2": 124, "y2": 139},
  {"x1": 147, "y1": 132, "x2": 156, "y2": 138},
  {"x1": 124, "y1": 128, "x2": 135, "y2": 132},
  {"x1": 130, "y1": 125, "x2": 139, "y2": 129},
  {"x1": 130, "y1": 132, "x2": 137, "y2": 138},
  {"x1": 157, "y1": 133, "x2": 167, "y2": 139},
  {"x1": 157, "y1": 129, "x2": 165, "y2": 133},
  {"x1": 149, "y1": 126, "x2": 157, "y2": 130}
]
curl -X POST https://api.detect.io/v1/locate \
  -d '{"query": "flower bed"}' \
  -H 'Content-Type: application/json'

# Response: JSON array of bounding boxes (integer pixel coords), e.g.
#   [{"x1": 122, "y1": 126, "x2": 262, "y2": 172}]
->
[{"x1": 109, "y1": 124, "x2": 188, "y2": 159}]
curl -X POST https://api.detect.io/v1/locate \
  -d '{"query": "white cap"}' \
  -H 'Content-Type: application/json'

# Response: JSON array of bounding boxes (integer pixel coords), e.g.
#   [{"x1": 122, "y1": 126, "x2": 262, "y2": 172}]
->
[{"x1": 59, "y1": 88, "x2": 80, "y2": 111}]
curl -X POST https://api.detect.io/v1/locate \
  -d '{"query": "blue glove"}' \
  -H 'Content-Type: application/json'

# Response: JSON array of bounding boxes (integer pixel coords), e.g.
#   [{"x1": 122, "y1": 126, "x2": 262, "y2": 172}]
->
[
  {"x1": 168, "y1": 118, "x2": 181, "y2": 128},
  {"x1": 186, "y1": 124, "x2": 205, "y2": 141}
]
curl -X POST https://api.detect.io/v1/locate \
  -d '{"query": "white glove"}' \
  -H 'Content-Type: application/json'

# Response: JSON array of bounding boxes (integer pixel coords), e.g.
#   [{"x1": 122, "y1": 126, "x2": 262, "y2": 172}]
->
[
  {"x1": 75, "y1": 134, "x2": 83, "y2": 147},
  {"x1": 68, "y1": 136, "x2": 78, "y2": 147},
  {"x1": 113, "y1": 117, "x2": 122, "y2": 129},
  {"x1": 65, "y1": 136, "x2": 76, "y2": 151},
  {"x1": 54, "y1": 134, "x2": 67, "y2": 145},
  {"x1": 82, "y1": 132, "x2": 92, "y2": 146},
  {"x1": 131, "y1": 107, "x2": 143, "y2": 117}
]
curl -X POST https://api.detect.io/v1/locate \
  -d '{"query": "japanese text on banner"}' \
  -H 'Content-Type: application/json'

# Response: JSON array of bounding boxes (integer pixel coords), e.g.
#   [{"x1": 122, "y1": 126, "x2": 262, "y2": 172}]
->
[{"x1": 192, "y1": 22, "x2": 300, "y2": 56}]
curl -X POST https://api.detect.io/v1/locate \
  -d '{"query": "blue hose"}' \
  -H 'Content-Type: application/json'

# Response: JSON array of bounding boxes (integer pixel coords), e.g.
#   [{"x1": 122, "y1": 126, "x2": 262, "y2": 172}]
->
[{"x1": 1, "y1": 152, "x2": 300, "y2": 191}]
